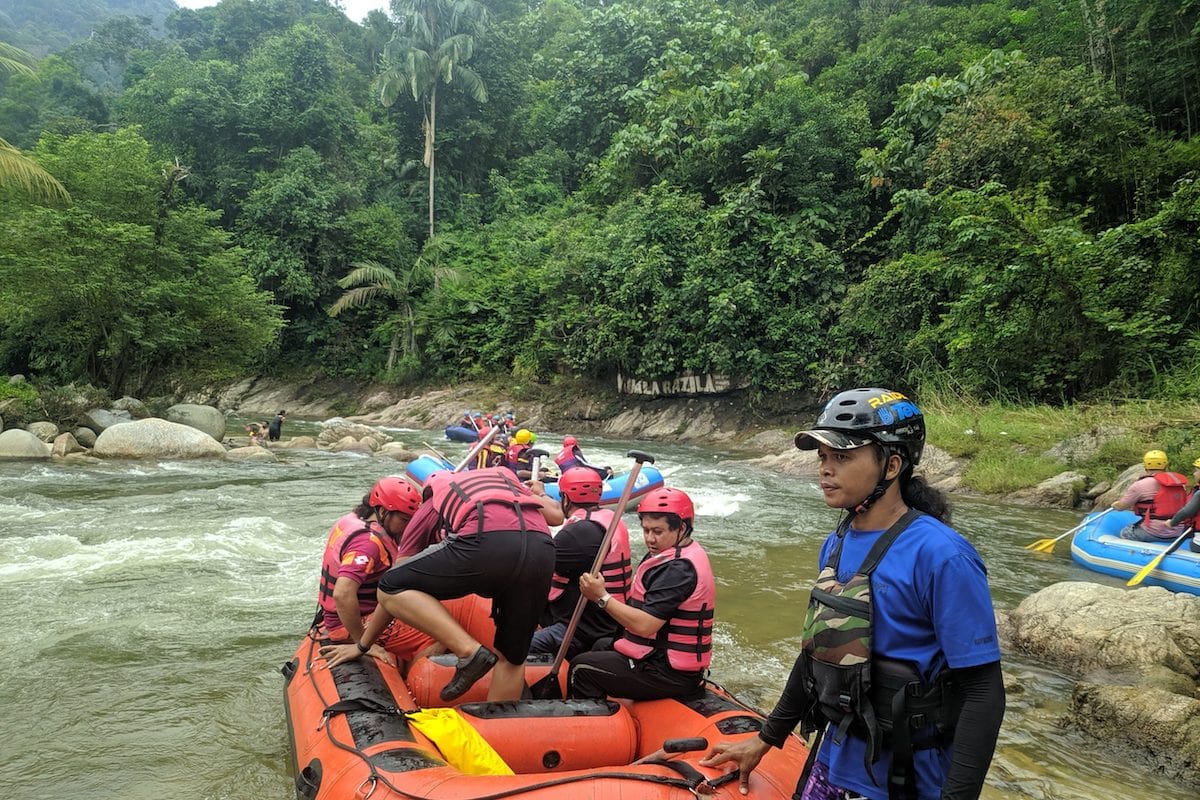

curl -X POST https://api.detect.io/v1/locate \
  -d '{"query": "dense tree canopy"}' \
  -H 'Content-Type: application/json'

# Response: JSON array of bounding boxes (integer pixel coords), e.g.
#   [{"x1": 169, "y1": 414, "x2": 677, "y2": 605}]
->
[{"x1": 0, "y1": 0, "x2": 1197, "y2": 401}]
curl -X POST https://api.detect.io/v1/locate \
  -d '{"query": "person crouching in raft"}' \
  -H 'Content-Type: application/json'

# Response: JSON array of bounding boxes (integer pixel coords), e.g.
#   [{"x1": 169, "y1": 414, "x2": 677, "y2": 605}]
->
[{"x1": 701, "y1": 388, "x2": 1004, "y2": 800}]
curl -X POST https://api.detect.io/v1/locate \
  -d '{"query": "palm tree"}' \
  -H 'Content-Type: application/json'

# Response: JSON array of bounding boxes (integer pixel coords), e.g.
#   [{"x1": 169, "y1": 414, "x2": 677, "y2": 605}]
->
[
  {"x1": 329, "y1": 240, "x2": 458, "y2": 371},
  {"x1": 0, "y1": 43, "x2": 70, "y2": 204},
  {"x1": 375, "y1": 0, "x2": 488, "y2": 239}
]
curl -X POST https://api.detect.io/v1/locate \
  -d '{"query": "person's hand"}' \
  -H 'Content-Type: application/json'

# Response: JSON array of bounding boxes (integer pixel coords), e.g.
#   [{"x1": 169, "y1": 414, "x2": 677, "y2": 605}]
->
[
  {"x1": 318, "y1": 643, "x2": 362, "y2": 668},
  {"x1": 529, "y1": 479, "x2": 545, "y2": 497},
  {"x1": 699, "y1": 737, "x2": 770, "y2": 795},
  {"x1": 368, "y1": 643, "x2": 396, "y2": 666},
  {"x1": 579, "y1": 571, "x2": 605, "y2": 601}
]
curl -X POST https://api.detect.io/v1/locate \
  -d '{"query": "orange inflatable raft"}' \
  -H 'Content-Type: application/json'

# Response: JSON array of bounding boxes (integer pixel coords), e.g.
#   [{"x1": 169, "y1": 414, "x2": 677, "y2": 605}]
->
[{"x1": 282, "y1": 599, "x2": 809, "y2": 800}]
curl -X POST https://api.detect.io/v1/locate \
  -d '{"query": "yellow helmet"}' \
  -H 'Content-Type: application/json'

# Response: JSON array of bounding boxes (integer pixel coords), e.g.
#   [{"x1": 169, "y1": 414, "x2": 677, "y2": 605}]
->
[
  {"x1": 1143, "y1": 449, "x2": 1169, "y2": 470},
  {"x1": 1192, "y1": 457, "x2": 1200, "y2": 469},
  {"x1": 513, "y1": 428, "x2": 534, "y2": 444}
]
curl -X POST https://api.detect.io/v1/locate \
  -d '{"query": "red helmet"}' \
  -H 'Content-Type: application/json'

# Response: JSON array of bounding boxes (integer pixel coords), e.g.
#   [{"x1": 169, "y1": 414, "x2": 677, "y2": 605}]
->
[
  {"x1": 637, "y1": 487, "x2": 694, "y2": 527},
  {"x1": 559, "y1": 467, "x2": 603, "y2": 504},
  {"x1": 369, "y1": 477, "x2": 422, "y2": 515},
  {"x1": 563, "y1": 435, "x2": 578, "y2": 447}
]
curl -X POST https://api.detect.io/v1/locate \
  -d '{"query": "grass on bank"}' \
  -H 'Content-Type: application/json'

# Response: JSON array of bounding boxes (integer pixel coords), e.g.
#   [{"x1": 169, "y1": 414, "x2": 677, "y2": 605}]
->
[{"x1": 921, "y1": 394, "x2": 1200, "y2": 494}]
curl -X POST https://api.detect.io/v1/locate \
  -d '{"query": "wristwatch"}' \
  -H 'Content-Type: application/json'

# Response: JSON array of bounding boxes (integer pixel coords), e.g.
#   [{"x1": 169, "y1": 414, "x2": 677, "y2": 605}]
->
[{"x1": 597, "y1": 593, "x2": 613, "y2": 610}]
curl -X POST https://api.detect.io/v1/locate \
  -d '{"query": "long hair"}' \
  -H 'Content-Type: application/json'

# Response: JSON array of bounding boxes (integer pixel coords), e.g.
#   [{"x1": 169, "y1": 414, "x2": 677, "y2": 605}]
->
[
  {"x1": 353, "y1": 494, "x2": 373, "y2": 520},
  {"x1": 899, "y1": 468, "x2": 951, "y2": 524}
]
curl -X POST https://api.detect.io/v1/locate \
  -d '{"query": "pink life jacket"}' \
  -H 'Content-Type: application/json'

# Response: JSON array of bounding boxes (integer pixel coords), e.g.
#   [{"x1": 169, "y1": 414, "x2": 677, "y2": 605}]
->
[
  {"x1": 317, "y1": 513, "x2": 397, "y2": 623},
  {"x1": 547, "y1": 507, "x2": 632, "y2": 603},
  {"x1": 555, "y1": 445, "x2": 581, "y2": 471},
  {"x1": 613, "y1": 539, "x2": 715, "y2": 672},
  {"x1": 430, "y1": 466, "x2": 545, "y2": 536},
  {"x1": 1135, "y1": 472, "x2": 1189, "y2": 521}
]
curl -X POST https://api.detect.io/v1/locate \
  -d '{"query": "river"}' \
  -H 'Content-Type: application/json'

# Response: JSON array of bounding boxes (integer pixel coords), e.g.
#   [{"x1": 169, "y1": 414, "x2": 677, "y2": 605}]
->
[{"x1": 0, "y1": 421, "x2": 1190, "y2": 800}]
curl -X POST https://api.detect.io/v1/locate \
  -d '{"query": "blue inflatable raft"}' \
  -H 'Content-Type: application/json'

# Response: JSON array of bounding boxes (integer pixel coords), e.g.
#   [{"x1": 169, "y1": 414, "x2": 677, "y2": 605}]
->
[
  {"x1": 404, "y1": 454, "x2": 665, "y2": 511},
  {"x1": 1070, "y1": 509, "x2": 1200, "y2": 596},
  {"x1": 444, "y1": 425, "x2": 480, "y2": 443}
]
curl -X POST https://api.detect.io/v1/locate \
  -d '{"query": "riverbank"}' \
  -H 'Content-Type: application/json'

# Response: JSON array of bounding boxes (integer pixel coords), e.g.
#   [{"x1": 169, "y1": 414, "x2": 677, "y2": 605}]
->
[{"x1": 198, "y1": 375, "x2": 1200, "y2": 507}]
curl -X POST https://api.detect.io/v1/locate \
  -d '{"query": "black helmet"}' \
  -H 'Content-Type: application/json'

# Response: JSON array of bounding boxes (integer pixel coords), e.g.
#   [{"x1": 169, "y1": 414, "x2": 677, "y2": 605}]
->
[{"x1": 794, "y1": 388, "x2": 925, "y2": 466}]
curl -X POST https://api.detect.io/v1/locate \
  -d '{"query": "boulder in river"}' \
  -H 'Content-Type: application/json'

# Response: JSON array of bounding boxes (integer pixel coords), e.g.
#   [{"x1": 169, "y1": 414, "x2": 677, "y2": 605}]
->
[
  {"x1": 79, "y1": 408, "x2": 133, "y2": 434},
  {"x1": 0, "y1": 429, "x2": 52, "y2": 459},
  {"x1": 165, "y1": 403, "x2": 226, "y2": 441},
  {"x1": 25, "y1": 421, "x2": 59, "y2": 442},
  {"x1": 94, "y1": 418, "x2": 226, "y2": 459}
]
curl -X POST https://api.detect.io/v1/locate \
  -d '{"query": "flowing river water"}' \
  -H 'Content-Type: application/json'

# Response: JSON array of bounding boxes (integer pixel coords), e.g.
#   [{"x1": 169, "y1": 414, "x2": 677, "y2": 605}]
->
[{"x1": 0, "y1": 420, "x2": 1192, "y2": 800}]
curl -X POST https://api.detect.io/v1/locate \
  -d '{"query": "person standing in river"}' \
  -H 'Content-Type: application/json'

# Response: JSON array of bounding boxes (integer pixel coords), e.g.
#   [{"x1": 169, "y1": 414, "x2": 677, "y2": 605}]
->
[
  {"x1": 701, "y1": 388, "x2": 1004, "y2": 800},
  {"x1": 268, "y1": 410, "x2": 286, "y2": 442}
]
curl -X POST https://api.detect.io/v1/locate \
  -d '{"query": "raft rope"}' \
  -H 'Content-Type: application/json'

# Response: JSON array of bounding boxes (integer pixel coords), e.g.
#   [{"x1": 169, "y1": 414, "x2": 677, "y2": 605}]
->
[{"x1": 298, "y1": 636, "x2": 717, "y2": 800}]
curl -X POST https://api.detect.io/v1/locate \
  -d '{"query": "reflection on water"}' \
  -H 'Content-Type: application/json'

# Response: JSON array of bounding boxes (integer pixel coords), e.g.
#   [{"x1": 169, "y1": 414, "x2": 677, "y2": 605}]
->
[{"x1": 0, "y1": 421, "x2": 1190, "y2": 799}]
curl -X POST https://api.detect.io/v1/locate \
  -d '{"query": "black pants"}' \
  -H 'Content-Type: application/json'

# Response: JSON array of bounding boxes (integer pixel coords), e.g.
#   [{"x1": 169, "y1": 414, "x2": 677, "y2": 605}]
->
[{"x1": 568, "y1": 648, "x2": 702, "y2": 701}]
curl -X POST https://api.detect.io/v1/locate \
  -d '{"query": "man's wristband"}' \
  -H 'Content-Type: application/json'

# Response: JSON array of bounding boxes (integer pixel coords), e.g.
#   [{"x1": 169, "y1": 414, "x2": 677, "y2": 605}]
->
[{"x1": 356, "y1": 640, "x2": 370, "y2": 654}]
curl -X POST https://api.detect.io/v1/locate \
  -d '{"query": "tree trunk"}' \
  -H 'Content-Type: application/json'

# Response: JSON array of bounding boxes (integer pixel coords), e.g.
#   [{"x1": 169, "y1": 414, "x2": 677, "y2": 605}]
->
[
  {"x1": 387, "y1": 331, "x2": 399, "y2": 371},
  {"x1": 426, "y1": 84, "x2": 437, "y2": 239}
]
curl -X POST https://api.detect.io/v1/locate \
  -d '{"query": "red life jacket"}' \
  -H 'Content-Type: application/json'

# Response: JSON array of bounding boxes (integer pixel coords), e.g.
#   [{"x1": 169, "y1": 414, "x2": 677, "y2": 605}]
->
[
  {"x1": 614, "y1": 539, "x2": 715, "y2": 672},
  {"x1": 505, "y1": 442, "x2": 531, "y2": 472},
  {"x1": 555, "y1": 445, "x2": 581, "y2": 471},
  {"x1": 547, "y1": 507, "x2": 632, "y2": 603},
  {"x1": 317, "y1": 513, "x2": 397, "y2": 623},
  {"x1": 1134, "y1": 472, "x2": 1189, "y2": 521},
  {"x1": 430, "y1": 466, "x2": 546, "y2": 536}
]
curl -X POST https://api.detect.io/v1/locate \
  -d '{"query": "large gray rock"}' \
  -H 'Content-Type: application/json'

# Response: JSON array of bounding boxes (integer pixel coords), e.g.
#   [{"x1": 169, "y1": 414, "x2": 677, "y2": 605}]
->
[
  {"x1": 1071, "y1": 683, "x2": 1200, "y2": 787},
  {"x1": 1007, "y1": 581, "x2": 1200, "y2": 677},
  {"x1": 79, "y1": 408, "x2": 133, "y2": 434},
  {"x1": 111, "y1": 396, "x2": 150, "y2": 419},
  {"x1": 272, "y1": 435, "x2": 317, "y2": 449},
  {"x1": 51, "y1": 432, "x2": 85, "y2": 457},
  {"x1": 1093, "y1": 463, "x2": 1145, "y2": 508},
  {"x1": 1006, "y1": 471, "x2": 1088, "y2": 509},
  {"x1": 94, "y1": 419, "x2": 226, "y2": 459},
  {"x1": 226, "y1": 446, "x2": 278, "y2": 462},
  {"x1": 0, "y1": 429, "x2": 52, "y2": 459},
  {"x1": 165, "y1": 403, "x2": 226, "y2": 441},
  {"x1": 25, "y1": 421, "x2": 59, "y2": 442},
  {"x1": 73, "y1": 427, "x2": 97, "y2": 447},
  {"x1": 317, "y1": 418, "x2": 394, "y2": 447}
]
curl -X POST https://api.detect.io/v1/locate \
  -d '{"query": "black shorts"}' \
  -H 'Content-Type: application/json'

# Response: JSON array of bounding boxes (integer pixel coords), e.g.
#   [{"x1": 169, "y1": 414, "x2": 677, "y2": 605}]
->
[{"x1": 379, "y1": 530, "x2": 555, "y2": 664}]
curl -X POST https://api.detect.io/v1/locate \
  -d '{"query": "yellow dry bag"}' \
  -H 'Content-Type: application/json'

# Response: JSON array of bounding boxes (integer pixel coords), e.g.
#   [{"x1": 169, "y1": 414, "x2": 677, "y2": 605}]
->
[{"x1": 406, "y1": 708, "x2": 514, "y2": 776}]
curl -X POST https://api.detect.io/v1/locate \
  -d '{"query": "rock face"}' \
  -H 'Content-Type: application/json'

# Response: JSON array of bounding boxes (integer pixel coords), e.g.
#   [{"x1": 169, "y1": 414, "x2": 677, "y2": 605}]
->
[
  {"x1": 111, "y1": 396, "x2": 150, "y2": 419},
  {"x1": 1006, "y1": 581, "x2": 1200, "y2": 787},
  {"x1": 318, "y1": 418, "x2": 394, "y2": 449},
  {"x1": 1006, "y1": 471, "x2": 1088, "y2": 509},
  {"x1": 165, "y1": 404, "x2": 226, "y2": 441},
  {"x1": 0, "y1": 429, "x2": 52, "y2": 459},
  {"x1": 51, "y1": 432, "x2": 85, "y2": 457},
  {"x1": 94, "y1": 419, "x2": 226, "y2": 459}
]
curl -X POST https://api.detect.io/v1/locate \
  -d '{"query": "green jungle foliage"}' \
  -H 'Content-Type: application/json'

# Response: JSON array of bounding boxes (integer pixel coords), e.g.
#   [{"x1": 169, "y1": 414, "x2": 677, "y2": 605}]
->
[{"x1": 0, "y1": 0, "x2": 1197, "y2": 402}]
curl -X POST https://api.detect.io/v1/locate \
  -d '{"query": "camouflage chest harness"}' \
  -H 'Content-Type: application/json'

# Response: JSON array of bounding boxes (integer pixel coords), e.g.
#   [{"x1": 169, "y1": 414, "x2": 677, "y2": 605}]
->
[{"x1": 798, "y1": 508, "x2": 960, "y2": 799}]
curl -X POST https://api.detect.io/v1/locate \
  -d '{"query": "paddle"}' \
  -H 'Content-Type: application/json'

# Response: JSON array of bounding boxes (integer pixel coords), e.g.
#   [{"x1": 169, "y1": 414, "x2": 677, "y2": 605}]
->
[
  {"x1": 526, "y1": 448, "x2": 549, "y2": 482},
  {"x1": 453, "y1": 426, "x2": 499, "y2": 473},
  {"x1": 530, "y1": 449, "x2": 655, "y2": 700},
  {"x1": 1126, "y1": 525, "x2": 1194, "y2": 587},
  {"x1": 423, "y1": 441, "x2": 452, "y2": 464},
  {"x1": 1025, "y1": 508, "x2": 1112, "y2": 554}
]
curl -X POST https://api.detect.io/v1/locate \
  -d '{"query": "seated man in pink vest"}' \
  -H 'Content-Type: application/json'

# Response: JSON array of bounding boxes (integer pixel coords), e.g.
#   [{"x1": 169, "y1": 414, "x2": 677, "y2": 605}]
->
[{"x1": 569, "y1": 487, "x2": 715, "y2": 701}]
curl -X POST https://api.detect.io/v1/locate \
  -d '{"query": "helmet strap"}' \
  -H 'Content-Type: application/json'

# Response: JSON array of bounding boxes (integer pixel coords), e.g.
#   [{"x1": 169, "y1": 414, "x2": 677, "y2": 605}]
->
[{"x1": 850, "y1": 448, "x2": 903, "y2": 517}]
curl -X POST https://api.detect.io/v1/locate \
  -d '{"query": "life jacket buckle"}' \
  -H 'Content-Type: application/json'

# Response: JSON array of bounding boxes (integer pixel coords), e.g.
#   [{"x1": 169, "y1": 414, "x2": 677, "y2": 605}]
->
[{"x1": 837, "y1": 691, "x2": 853, "y2": 712}]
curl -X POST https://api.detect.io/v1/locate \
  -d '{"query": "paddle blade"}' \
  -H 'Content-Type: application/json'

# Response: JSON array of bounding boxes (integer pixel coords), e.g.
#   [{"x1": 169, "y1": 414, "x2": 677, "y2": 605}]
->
[
  {"x1": 528, "y1": 669, "x2": 564, "y2": 700},
  {"x1": 1126, "y1": 527, "x2": 1192, "y2": 587},
  {"x1": 1024, "y1": 539, "x2": 1057, "y2": 552}
]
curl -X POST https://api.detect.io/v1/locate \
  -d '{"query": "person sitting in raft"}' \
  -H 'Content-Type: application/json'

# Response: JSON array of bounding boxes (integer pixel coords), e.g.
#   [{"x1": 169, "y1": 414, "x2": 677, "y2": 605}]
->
[
  {"x1": 568, "y1": 487, "x2": 714, "y2": 701},
  {"x1": 700, "y1": 388, "x2": 1004, "y2": 800},
  {"x1": 555, "y1": 435, "x2": 611, "y2": 480},
  {"x1": 1167, "y1": 456, "x2": 1200, "y2": 552},
  {"x1": 315, "y1": 478, "x2": 447, "y2": 669},
  {"x1": 529, "y1": 468, "x2": 631, "y2": 659},
  {"x1": 505, "y1": 428, "x2": 536, "y2": 477},
  {"x1": 1111, "y1": 449, "x2": 1191, "y2": 542},
  {"x1": 326, "y1": 467, "x2": 556, "y2": 702}
]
